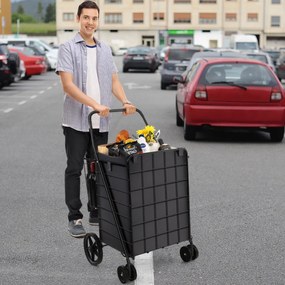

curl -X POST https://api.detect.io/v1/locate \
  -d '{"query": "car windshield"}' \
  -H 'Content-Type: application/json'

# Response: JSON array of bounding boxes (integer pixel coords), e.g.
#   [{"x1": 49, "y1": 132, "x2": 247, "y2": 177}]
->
[
  {"x1": 201, "y1": 63, "x2": 277, "y2": 86},
  {"x1": 246, "y1": 54, "x2": 268, "y2": 64},
  {"x1": 168, "y1": 49, "x2": 198, "y2": 61}
]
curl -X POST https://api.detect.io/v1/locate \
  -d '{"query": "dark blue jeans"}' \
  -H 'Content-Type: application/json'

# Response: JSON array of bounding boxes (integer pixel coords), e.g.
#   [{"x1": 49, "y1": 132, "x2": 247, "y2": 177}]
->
[{"x1": 63, "y1": 127, "x2": 108, "y2": 222}]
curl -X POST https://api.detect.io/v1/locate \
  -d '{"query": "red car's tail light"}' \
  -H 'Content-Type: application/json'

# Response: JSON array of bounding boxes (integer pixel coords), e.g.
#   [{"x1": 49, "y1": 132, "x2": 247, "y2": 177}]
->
[
  {"x1": 195, "y1": 85, "x2": 208, "y2": 100},
  {"x1": 271, "y1": 91, "x2": 283, "y2": 101}
]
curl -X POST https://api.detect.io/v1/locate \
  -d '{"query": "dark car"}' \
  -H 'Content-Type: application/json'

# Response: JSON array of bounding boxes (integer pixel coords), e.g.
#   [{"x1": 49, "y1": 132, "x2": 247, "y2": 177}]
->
[
  {"x1": 0, "y1": 43, "x2": 21, "y2": 84},
  {"x1": 0, "y1": 52, "x2": 12, "y2": 89},
  {"x1": 122, "y1": 46, "x2": 160, "y2": 73},
  {"x1": 160, "y1": 45, "x2": 202, "y2": 90},
  {"x1": 262, "y1": 49, "x2": 280, "y2": 66},
  {"x1": 276, "y1": 53, "x2": 285, "y2": 82},
  {"x1": 175, "y1": 58, "x2": 285, "y2": 142}
]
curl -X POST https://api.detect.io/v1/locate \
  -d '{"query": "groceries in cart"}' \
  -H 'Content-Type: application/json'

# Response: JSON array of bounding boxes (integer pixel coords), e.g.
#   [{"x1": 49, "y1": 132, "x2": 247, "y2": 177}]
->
[{"x1": 100, "y1": 125, "x2": 171, "y2": 157}]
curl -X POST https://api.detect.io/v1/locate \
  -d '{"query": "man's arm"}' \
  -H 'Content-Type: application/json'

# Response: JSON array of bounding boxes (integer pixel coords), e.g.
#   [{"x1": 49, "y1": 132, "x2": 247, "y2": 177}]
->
[
  {"x1": 112, "y1": 73, "x2": 136, "y2": 114},
  {"x1": 59, "y1": 71, "x2": 110, "y2": 116}
]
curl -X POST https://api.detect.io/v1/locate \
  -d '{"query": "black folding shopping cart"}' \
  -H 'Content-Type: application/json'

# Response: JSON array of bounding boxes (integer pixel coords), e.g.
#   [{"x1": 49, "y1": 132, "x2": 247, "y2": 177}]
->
[{"x1": 83, "y1": 109, "x2": 199, "y2": 284}]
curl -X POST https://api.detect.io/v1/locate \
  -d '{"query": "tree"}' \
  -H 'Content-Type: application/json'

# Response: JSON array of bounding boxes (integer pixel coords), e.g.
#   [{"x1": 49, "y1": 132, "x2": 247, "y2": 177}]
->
[
  {"x1": 17, "y1": 4, "x2": 25, "y2": 14},
  {"x1": 44, "y1": 3, "x2": 55, "y2": 23},
  {"x1": 37, "y1": 1, "x2": 43, "y2": 22}
]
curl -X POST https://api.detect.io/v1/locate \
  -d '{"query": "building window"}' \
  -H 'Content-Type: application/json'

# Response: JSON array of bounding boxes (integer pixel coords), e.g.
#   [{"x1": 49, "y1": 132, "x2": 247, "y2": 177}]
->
[
  {"x1": 63, "y1": 13, "x2": 74, "y2": 21},
  {"x1": 199, "y1": 0, "x2": 216, "y2": 3},
  {"x1": 153, "y1": 13, "x2": 165, "y2": 21},
  {"x1": 271, "y1": 16, "x2": 280, "y2": 27},
  {"x1": 133, "y1": 13, "x2": 144, "y2": 23},
  {"x1": 247, "y1": 13, "x2": 258, "y2": 22},
  {"x1": 225, "y1": 13, "x2": 237, "y2": 22},
  {"x1": 105, "y1": 0, "x2": 122, "y2": 3},
  {"x1": 174, "y1": 13, "x2": 191, "y2": 23},
  {"x1": 104, "y1": 13, "x2": 122, "y2": 24},
  {"x1": 272, "y1": 0, "x2": 280, "y2": 3},
  {"x1": 133, "y1": 0, "x2": 143, "y2": 3},
  {"x1": 199, "y1": 13, "x2": 217, "y2": 24},
  {"x1": 174, "y1": 0, "x2": 191, "y2": 3}
]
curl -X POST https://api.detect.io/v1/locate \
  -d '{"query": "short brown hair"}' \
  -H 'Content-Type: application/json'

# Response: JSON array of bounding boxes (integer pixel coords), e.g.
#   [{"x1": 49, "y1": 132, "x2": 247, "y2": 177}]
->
[{"x1": 77, "y1": 1, "x2": 100, "y2": 17}]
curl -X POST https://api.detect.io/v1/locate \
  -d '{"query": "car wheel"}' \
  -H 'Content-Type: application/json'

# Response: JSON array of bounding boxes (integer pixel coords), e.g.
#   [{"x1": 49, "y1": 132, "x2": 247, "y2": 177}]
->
[
  {"x1": 269, "y1": 127, "x2": 284, "y2": 142},
  {"x1": 184, "y1": 121, "x2": 197, "y2": 141},
  {"x1": 161, "y1": 82, "x2": 167, "y2": 90},
  {"x1": 123, "y1": 67, "x2": 128, "y2": 73},
  {"x1": 176, "y1": 101, "x2": 183, "y2": 127}
]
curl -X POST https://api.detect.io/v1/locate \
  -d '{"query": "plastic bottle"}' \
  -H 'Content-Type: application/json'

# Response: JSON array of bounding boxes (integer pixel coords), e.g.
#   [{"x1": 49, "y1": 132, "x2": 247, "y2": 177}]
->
[
  {"x1": 158, "y1": 138, "x2": 171, "y2": 151},
  {"x1": 137, "y1": 135, "x2": 150, "y2": 153}
]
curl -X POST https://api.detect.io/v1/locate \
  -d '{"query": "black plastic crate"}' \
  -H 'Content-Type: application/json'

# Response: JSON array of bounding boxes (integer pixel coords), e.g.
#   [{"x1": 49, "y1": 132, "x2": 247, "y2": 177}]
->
[{"x1": 96, "y1": 148, "x2": 191, "y2": 258}]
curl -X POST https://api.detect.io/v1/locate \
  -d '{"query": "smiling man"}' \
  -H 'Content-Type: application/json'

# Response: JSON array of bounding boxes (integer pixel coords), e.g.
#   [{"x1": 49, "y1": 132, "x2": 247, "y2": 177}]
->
[{"x1": 56, "y1": 0, "x2": 136, "y2": 238}]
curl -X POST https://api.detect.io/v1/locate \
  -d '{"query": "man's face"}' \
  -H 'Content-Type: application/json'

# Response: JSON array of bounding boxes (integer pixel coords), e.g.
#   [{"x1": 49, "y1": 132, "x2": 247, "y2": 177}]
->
[{"x1": 77, "y1": 8, "x2": 99, "y2": 38}]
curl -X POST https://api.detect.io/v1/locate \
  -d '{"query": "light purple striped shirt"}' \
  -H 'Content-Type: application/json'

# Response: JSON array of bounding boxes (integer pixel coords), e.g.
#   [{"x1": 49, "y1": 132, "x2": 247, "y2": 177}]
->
[{"x1": 56, "y1": 33, "x2": 118, "y2": 132}]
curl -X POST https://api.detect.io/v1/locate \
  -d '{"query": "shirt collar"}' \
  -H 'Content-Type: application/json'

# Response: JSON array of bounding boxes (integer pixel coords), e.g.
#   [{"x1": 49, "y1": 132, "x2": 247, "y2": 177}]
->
[{"x1": 74, "y1": 32, "x2": 101, "y2": 47}]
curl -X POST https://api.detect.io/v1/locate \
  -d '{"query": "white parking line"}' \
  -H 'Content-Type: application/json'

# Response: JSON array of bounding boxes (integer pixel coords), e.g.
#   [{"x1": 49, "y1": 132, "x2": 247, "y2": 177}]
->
[
  {"x1": 18, "y1": 101, "x2": 26, "y2": 105},
  {"x1": 4, "y1": 108, "x2": 13, "y2": 113},
  {"x1": 134, "y1": 252, "x2": 154, "y2": 285},
  {"x1": 30, "y1": 95, "x2": 38, "y2": 99},
  {"x1": 39, "y1": 90, "x2": 45, "y2": 94}
]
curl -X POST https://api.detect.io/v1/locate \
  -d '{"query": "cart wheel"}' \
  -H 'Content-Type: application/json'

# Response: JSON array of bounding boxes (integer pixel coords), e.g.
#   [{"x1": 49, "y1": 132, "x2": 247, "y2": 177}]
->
[
  {"x1": 180, "y1": 244, "x2": 199, "y2": 262},
  {"x1": 83, "y1": 233, "x2": 103, "y2": 266},
  {"x1": 117, "y1": 265, "x2": 130, "y2": 284},
  {"x1": 128, "y1": 264, "x2": 137, "y2": 281}
]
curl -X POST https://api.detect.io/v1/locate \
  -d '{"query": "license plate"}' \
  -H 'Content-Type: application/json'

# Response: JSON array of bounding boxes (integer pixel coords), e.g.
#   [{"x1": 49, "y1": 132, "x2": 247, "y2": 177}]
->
[{"x1": 133, "y1": 56, "x2": 144, "y2": 60}]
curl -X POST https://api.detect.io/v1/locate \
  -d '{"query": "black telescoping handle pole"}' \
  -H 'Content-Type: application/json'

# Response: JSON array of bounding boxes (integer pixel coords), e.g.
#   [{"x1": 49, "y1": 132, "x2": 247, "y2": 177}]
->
[{"x1": 87, "y1": 108, "x2": 148, "y2": 262}]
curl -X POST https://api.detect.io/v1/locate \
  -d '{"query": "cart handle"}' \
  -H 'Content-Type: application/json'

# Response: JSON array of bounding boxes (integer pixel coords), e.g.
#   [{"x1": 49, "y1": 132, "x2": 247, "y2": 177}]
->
[{"x1": 88, "y1": 108, "x2": 149, "y2": 128}]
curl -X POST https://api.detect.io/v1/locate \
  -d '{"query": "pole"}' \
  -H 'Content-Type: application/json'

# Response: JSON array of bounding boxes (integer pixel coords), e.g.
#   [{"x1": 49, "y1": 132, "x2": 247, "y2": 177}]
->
[{"x1": 17, "y1": 19, "x2": 20, "y2": 36}]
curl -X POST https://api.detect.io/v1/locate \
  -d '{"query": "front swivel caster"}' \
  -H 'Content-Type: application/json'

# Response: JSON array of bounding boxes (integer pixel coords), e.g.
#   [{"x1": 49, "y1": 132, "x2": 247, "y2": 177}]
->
[
  {"x1": 117, "y1": 263, "x2": 137, "y2": 284},
  {"x1": 180, "y1": 244, "x2": 199, "y2": 262}
]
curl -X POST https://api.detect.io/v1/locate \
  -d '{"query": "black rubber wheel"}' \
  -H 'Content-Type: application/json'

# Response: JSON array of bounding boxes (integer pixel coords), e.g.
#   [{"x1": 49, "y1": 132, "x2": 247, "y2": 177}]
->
[
  {"x1": 161, "y1": 81, "x2": 167, "y2": 90},
  {"x1": 123, "y1": 67, "x2": 128, "y2": 73},
  {"x1": 180, "y1": 245, "x2": 192, "y2": 262},
  {"x1": 176, "y1": 100, "x2": 183, "y2": 127},
  {"x1": 269, "y1": 127, "x2": 284, "y2": 142},
  {"x1": 180, "y1": 244, "x2": 199, "y2": 262},
  {"x1": 128, "y1": 264, "x2": 137, "y2": 281},
  {"x1": 184, "y1": 121, "x2": 197, "y2": 141},
  {"x1": 83, "y1": 233, "x2": 103, "y2": 266},
  {"x1": 117, "y1": 265, "x2": 130, "y2": 284}
]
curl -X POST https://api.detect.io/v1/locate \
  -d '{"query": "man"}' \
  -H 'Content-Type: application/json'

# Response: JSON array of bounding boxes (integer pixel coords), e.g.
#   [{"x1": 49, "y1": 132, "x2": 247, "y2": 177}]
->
[{"x1": 56, "y1": 0, "x2": 136, "y2": 238}]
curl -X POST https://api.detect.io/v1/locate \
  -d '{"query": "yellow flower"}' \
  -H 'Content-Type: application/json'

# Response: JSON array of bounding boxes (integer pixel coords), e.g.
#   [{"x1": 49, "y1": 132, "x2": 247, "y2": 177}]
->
[{"x1": 136, "y1": 125, "x2": 156, "y2": 143}]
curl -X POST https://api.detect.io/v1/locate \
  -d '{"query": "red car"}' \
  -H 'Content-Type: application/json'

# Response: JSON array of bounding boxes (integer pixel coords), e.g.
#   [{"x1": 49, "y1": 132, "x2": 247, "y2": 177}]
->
[
  {"x1": 8, "y1": 46, "x2": 47, "y2": 79},
  {"x1": 176, "y1": 58, "x2": 285, "y2": 142}
]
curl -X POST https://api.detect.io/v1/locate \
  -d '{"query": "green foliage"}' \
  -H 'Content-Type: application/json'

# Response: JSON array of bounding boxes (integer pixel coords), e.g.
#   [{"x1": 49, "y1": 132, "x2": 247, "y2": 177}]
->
[
  {"x1": 12, "y1": 13, "x2": 36, "y2": 23},
  {"x1": 37, "y1": 2, "x2": 44, "y2": 22},
  {"x1": 17, "y1": 4, "x2": 25, "y2": 14},
  {"x1": 11, "y1": 22, "x2": 56, "y2": 36}
]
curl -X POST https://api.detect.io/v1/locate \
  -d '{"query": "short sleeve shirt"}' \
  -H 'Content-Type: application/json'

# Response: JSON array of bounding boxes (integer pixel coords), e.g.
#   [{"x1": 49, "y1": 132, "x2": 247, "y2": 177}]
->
[{"x1": 56, "y1": 33, "x2": 118, "y2": 132}]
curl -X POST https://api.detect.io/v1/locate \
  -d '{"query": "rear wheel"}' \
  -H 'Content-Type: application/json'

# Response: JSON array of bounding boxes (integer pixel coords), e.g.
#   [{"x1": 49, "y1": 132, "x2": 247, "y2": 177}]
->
[
  {"x1": 269, "y1": 127, "x2": 284, "y2": 142},
  {"x1": 184, "y1": 121, "x2": 197, "y2": 141},
  {"x1": 161, "y1": 81, "x2": 167, "y2": 90},
  {"x1": 176, "y1": 101, "x2": 183, "y2": 127},
  {"x1": 123, "y1": 67, "x2": 128, "y2": 73}
]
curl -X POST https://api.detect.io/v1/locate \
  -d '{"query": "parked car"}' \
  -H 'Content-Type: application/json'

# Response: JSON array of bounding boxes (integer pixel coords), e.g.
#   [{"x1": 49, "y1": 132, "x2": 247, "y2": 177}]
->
[
  {"x1": 0, "y1": 52, "x2": 11, "y2": 89},
  {"x1": 175, "y1": 58, "x2": 285, "y2": 142},
  {"x1": 160, "y1": 45, "x2": 202, "y2": 90},
  {"x1": 0, "y1": 43, "x2": 21, "y2": 84},
  {"x1": 115, "y1": 47, "x2": 128, "y2": 56},
  {"x1": 122, "y1": 46, "x2": 160, "y2": 73},
  {"x1": 8, "y1": 46, "x2": 47, "y2": 79},
  {"x1": 276, "y1": 53, "x2": 285, "y2": 82},
  {"x1": 262, "y1": 49, "x2": 280, "y2": 66},
  {"x1": 6, "y1": 38, "x2": 58, "y2": 70},
  {"x1": 241, "y1": 51, "x2": 276, "y2": 73}
]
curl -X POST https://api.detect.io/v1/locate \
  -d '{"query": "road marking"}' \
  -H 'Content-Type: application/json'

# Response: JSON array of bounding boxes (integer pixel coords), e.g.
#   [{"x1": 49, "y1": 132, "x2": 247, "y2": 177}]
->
[
  {"x1": 4, "y1": 108, "x2": 13, "y2": 113},
  {"x1": 18, "y1": 101, "x2": 26, "y2": 105},
  {"x1": 124, "y1": 82, "x2": 151, "y2": 90},
  {"x1": 30, "y1": 95, "x2": 37, "y2": 99},
  {"x1": 39, "y1": 90, "x2": 45, "y2": 94},
  {"x1": 134, "y1": 252, "x2": 154, "y2": 285},
  {"x1": 47, "y1": 86, "x2": 52, "y2": 90}
]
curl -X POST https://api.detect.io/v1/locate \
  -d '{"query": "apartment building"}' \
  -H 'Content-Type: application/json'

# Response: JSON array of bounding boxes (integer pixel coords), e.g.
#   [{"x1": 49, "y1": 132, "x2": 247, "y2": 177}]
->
[
  {"x1": 56, "y1": 0, "x2": 285, "y2": 52},
  {"x1": 0, "y1": 0, "x2": 11, "y2": 35}
]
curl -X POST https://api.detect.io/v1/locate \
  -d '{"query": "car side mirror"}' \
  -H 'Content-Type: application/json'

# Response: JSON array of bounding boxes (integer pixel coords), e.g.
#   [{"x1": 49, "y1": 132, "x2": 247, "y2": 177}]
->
[{"x1": 173, "y1": 75, "x2": 185, "y2": 84}]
